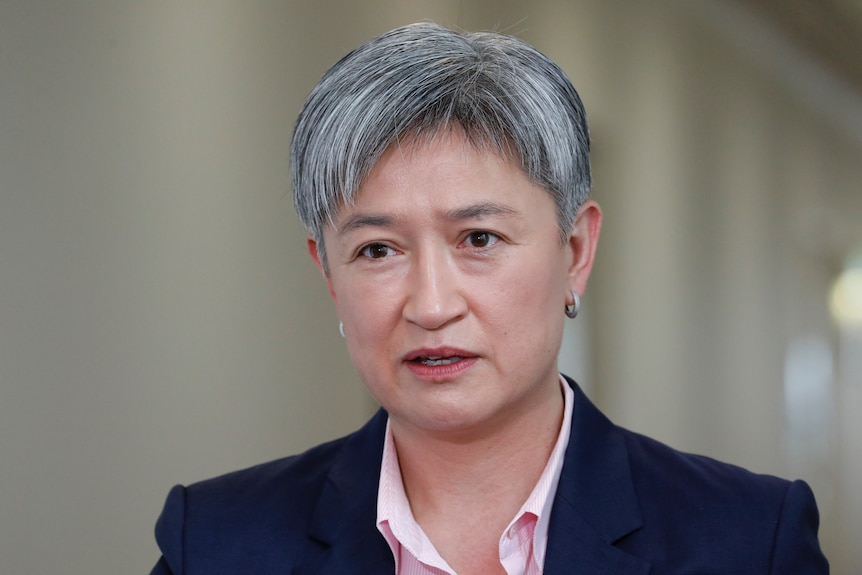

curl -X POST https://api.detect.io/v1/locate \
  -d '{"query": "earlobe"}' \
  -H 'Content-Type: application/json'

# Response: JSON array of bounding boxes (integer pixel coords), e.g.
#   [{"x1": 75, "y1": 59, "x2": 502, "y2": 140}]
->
[{"x1": 566, "y1": 200, "x2": 603, "y2": 296}]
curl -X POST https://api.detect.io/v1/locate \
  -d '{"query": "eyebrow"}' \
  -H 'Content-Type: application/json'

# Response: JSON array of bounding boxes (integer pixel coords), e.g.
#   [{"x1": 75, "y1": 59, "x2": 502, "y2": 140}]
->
[
  {"x1": 447, "y1": 201, "x2": 518, "y2": 221},
  {"x1": 337, "y1": 214, "x2": 395, "y2": 235},
  {"x1": 336, "y1": 201, "x2": 519, "y2": 236}
]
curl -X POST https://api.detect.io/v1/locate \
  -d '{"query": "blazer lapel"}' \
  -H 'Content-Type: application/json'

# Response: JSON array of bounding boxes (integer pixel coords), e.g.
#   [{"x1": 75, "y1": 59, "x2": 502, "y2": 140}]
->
[
  {"x1": 295, "y1": 409, "x2": 396, "y2": 575},
  {"x1": 295, "y1": 380, "x2": 650, "y2": 575},
  {"x1": 543, "y1": 378, "x2": 651, "y2": 575},
  {"x1": 544, "y1": 509, "x2": 650, "y2": 575}
]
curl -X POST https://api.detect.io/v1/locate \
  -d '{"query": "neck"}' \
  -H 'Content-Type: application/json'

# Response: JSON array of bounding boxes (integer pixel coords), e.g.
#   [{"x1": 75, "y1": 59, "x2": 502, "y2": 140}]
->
[{"x1": 390, "y1": 377, "x2": 566, "y2": 520}]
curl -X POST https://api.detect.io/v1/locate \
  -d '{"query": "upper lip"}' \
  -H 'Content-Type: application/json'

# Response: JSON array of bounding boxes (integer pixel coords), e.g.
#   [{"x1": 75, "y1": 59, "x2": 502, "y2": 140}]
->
[{"x1": 403, "y1": 347, "x2": 476, "y2": 362}]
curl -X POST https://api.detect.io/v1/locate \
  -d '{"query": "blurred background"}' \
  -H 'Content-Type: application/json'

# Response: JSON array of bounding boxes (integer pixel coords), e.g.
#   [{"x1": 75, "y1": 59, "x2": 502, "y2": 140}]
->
[{"x1": 1, "y1": 0, "x2": 860, "y2": 572}]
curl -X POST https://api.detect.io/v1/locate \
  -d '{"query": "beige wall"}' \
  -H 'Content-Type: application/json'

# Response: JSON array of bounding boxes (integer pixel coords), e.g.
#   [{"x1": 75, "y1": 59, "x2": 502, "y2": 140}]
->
[{"x1": 1, "y1": 1, "x2": 859, "y2": 573}]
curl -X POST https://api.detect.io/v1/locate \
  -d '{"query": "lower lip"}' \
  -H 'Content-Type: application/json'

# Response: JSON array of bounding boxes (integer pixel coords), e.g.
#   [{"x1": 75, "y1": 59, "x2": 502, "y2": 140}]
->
[{"x1": 404, "y1": 357, "x2": 478, "y2": 381}]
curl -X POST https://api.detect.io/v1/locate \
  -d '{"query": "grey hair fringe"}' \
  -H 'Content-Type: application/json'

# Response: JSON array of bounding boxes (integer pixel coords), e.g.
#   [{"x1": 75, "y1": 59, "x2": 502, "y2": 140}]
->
[{"x1": 290, "y1": 22, "x2": 591, "y2": 268}]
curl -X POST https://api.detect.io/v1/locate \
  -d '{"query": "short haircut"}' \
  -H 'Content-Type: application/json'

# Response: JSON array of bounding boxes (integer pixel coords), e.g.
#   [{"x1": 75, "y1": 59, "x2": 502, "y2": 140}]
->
[{"x1": 291, "y1": 22, "x2": 591, "y2": 268}]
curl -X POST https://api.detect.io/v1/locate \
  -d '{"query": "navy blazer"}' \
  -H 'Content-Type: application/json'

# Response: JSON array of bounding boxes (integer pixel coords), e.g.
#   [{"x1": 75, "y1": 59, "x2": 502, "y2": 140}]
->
[{"x1": 150, "y1": 378, "x2": 828, "y2": 574}]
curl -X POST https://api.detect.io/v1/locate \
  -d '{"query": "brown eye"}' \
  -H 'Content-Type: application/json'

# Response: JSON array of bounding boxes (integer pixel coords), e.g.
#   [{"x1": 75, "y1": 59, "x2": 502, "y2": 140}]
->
[
  {"x1": 465, "y1": 231, "x2": 499, "y2": 248},
  {"x1": 360, "y1": 243, "x2": 395, "y2": 259}
]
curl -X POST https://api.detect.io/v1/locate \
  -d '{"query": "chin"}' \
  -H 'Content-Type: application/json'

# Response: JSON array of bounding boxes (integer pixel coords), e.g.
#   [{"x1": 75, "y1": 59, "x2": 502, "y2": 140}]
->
[{"x1": 397, "y1": 400, "x2": 506, "y2": 437}]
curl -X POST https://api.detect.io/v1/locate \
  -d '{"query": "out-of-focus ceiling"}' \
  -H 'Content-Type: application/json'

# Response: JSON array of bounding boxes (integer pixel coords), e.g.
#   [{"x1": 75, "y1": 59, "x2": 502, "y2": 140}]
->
[
  {"x1": 740, "y1": 0, "x2": 862, "y2": 94},
  {"x1": 725, "y1": 1, "x2": 862, "y2": 259}
]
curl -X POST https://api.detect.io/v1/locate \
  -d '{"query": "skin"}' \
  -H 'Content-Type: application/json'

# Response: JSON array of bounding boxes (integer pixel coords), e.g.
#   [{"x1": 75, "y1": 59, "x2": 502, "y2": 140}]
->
[{"x1": 308, "y1": 129, "x2": 601, "y2": 573}]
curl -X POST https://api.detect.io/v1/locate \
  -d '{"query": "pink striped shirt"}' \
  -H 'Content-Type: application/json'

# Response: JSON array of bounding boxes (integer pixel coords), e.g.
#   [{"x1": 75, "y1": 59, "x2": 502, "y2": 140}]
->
[{"x1": 376, "y1": 376, "x2": 574, "y2": 575}]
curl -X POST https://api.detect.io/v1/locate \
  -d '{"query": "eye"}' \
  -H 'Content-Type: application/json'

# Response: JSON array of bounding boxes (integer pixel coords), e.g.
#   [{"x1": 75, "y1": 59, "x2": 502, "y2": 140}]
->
[
  {"x1": 359, "y1": 243, "x2": 397, "y2": 259},
  {"x1": 463, "y1": 231, "x2": 500, "y2": 249}
]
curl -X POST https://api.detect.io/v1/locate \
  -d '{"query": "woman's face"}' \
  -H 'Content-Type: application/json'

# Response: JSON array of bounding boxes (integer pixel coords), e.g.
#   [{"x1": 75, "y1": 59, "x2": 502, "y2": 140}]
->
[{"x1": 310, "y1": 130, "x2": 600, "y2": 438}]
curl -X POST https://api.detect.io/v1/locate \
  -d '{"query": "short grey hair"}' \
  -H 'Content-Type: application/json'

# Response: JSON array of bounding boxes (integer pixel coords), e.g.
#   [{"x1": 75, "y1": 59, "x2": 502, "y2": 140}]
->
[{"x1": 291, "y1": 22, "x2": 591, "y2": 267}]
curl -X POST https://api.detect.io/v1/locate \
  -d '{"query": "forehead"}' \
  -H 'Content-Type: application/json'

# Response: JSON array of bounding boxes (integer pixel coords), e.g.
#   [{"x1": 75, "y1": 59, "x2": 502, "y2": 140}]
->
[{"x1": 338, "y1": 131, "x2": 538, "y2": 217}]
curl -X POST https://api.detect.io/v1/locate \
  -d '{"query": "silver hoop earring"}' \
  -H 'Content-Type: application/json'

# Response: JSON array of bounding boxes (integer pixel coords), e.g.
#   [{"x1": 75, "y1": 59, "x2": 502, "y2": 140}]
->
[
  {"x1": 338, "y1": 321, "x2": 345, "y2": 338},
  {"x1": 565, "y1": 291, "x2": 580, "y2": 319}
]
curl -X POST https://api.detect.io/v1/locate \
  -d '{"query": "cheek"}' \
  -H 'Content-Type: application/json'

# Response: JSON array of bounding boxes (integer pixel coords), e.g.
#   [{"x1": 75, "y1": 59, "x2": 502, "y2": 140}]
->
[
  {"x1": 339, "y1": 290, "x2": 394, "y2": 391},
  {"x1": 487, "y1": 258, "x2": 567, "y2": 342},
  {"x1": 500, "y1": 255, "x2": 567, "y2": 309},
  {"x1": 335, "y1": 277, "x2": 400, "y2": 340}
]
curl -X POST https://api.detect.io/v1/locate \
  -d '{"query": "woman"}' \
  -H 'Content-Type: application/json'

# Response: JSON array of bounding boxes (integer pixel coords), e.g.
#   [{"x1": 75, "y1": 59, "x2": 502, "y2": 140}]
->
[{"x1": 151, "y1": 22, "x2": 827, "y2": 574}]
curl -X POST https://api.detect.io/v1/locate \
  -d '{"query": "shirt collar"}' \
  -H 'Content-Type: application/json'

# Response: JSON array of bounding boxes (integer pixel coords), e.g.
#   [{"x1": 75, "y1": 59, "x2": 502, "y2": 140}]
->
[
  {"x1": 376, "y1": 375, "x2": 574, "y2": 572},
  {"x1": 516, "y1": 374, "x2": 574, "y2": 567}
]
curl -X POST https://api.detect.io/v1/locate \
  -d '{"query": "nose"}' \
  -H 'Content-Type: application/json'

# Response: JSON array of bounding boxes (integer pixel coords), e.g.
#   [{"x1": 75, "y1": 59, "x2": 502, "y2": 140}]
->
[{"x1": 403, "y1": 248, "x2": 468, "y2": 330}]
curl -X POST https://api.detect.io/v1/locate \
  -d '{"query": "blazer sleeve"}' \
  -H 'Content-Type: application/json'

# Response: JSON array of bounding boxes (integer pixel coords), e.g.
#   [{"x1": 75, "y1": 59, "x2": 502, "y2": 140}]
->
[
  {"x1": 769, "y1": 479, "x2": 829, "y2": 574},
  {"x1": 150, "y1": 485, "x2": 187, "y2": 575}
]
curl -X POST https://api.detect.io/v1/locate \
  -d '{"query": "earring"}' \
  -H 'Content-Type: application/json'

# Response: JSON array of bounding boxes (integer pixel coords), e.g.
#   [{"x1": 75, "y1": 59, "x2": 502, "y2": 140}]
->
[
  {"x1": 565, "y1": 291, "x2": 580, "y2": 319},
  {"x1": 339, "y1": 321, "x2": 345, "y2": 338}
]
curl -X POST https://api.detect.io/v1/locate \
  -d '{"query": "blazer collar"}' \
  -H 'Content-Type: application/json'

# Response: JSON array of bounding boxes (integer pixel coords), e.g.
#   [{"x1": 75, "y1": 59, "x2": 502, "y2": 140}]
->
[
  {"x1": 543, "y1": 376, "x2": 649, "y2": 575},
  {"x1": 300, "y1": 377, "x2": 649, "y2": 575},
  {"x1": 298, "y1": 409, "x2": 394, "y2": 575}
]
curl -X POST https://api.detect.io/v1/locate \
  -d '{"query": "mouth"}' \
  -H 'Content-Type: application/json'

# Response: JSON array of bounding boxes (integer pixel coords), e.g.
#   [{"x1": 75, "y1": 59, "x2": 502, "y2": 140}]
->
[
  {"x1": 412, "y1": 355, "x2": 465, "y2": 367},
  {"x1": 404, "y1": 347, "x2": 478, "y2": 380}
]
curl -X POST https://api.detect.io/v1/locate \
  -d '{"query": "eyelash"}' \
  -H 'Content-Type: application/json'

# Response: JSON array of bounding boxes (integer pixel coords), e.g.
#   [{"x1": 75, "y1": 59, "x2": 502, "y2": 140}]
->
[
  {"x1": 355, "y1": 230, "x2": 502, "y2": 260},
  {"x1": 358, "y1": 243, "x2": 397, "y2": 259},
  {"x1": 461, "y1": 230, "x2": 500, "y2": 250}
]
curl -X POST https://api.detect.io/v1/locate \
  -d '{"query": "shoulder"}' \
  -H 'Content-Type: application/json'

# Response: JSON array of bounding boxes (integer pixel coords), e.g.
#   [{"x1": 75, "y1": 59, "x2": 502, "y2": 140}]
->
[
  {"x1": 154, "y1": 433, "x2": 352, "y2": 556},
  {"x1": 182, "y1": 431, "x2": 353, "y2": 517},
  {"x1": 560, "y1": 378, "x2": 826, "y2": 571},
  {"x1": 621, "y1": 427, "x2": 791, "y2": 508},
  {"x1": 177, "y1": 405, "x2": 388, "y2": 524},
  {"x1": 563, "y1": 376, "x2": 800, "y2": 515},
  {"x1": 152, "y1": 410, "x2": 389, "y2": 574},
  {"x1": 616, "y1": 428, "x2": 827, "y2": 572}
]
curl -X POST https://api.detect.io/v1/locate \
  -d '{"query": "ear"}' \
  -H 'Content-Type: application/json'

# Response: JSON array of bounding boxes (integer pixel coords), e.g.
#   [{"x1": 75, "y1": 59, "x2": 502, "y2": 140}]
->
[
  {"x1": 307, "y1": 236, "x2": 338, "y2": 302},
  {"x1": 566, "y1": 200, "x2": 602, "y2": 296}
]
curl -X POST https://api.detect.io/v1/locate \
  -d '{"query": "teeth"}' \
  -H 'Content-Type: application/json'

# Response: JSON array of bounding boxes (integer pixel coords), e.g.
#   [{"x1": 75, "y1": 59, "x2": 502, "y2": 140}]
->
[{"x1": 420, "y1": 356, "x2": 463, "y2": 366}]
